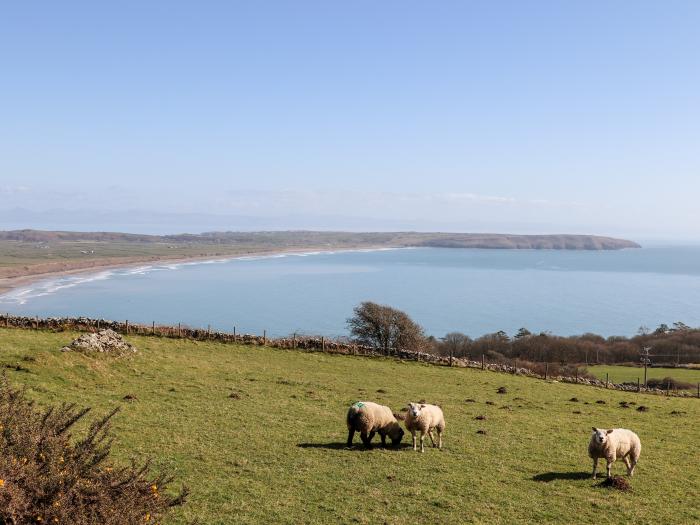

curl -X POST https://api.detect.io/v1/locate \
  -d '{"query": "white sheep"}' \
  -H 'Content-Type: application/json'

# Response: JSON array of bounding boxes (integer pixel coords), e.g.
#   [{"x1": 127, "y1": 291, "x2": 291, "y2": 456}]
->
[
  {"x1": 404, "y1": 402, "x2": 445, "y2": 452},
  {"x1": 588, "y1": 427, "x2": 642, "y2": 479},
  {"x1": 346, "y1": 401, "x2": 404, "y2": 448}
]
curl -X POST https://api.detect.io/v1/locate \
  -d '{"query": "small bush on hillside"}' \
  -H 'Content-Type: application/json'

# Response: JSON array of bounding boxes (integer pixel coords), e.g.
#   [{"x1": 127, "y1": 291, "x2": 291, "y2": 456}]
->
[
  {"x1": 0, "y1": 378, "x2": 187, "y2": 524},
  {"x1": 646, "y1": 376, "x2": 694, "y2": 390}
]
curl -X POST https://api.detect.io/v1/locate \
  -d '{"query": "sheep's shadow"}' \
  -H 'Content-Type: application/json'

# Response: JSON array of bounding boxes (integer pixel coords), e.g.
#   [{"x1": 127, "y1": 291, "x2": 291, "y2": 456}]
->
[
  {"x1": 532, "y1": 471, "x2": 590, "y2": 482},
  {"x1": 297, "y1": 442, "x2": 413, "y2": 451}
]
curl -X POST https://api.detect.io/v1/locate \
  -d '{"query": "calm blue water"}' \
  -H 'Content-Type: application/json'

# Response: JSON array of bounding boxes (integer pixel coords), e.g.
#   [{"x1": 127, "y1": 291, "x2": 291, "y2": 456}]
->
[{"x1": 2, "y1": 247, "x2": 700, "y2": 338}]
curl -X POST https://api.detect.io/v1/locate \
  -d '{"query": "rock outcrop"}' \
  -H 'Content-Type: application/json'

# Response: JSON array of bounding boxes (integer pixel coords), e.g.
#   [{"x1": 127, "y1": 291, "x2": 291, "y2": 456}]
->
[{"x1": 61, "y1": 329, "x2": 136, "y2": 355}]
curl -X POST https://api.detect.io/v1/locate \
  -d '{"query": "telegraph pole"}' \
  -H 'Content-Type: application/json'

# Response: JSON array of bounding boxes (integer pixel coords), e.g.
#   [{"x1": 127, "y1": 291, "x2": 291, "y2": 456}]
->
[{"x1": 641, "y1": 346, "x2": 652, "y2": 388}]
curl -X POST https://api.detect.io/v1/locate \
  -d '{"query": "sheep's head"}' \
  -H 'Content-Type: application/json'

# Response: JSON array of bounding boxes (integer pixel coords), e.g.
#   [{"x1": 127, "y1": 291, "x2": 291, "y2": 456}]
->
[
  {"x1": 408, "y1": 402, "x2": 426, "y2": 418},
  {"x1": 591, "y1": 427, "x2": 613, "y2": 445},
  {"x1": 388, "y1": 422, "x2": 404, "y2": 445}
]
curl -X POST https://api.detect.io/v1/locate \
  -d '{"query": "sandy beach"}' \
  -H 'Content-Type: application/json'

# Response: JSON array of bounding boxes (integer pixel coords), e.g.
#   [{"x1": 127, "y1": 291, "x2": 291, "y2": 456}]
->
[{"x1": 0, "y1": 245, "x2": 395, "y2": 298}]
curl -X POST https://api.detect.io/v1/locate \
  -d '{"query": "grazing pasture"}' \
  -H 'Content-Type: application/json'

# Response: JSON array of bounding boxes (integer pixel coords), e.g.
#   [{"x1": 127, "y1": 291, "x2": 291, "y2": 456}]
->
[
  {"x1": 587, "y1": 364, "x2": 700, "y2": 389},
  {"x1": 0, "y1": 328, "x2": 698, "y2": 524}
]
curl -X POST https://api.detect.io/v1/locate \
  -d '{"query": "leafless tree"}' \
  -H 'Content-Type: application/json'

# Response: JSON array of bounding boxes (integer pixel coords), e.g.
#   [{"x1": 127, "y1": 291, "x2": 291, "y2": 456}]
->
[
  {"x1": 347, "y1": 301, "x2": 426, "y2": 355},
  {"x1": 438, "y1": 332, "x2": 472, "y2": 365}
]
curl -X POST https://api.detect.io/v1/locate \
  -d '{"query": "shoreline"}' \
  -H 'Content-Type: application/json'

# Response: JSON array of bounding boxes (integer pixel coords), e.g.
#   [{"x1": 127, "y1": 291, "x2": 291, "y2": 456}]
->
[
  {"x1": 0, "y1": 245, "x2": 400, "y2": 299},
  {"x1": 0, "y1": 242, "x2": 645, "y2": 300}
]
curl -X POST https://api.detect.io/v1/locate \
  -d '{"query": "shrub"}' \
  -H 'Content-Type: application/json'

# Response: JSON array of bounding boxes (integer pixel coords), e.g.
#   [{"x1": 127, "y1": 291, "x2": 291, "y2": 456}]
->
[
  {"x1": 0, "y1": 378, "x2": 187, "y2": 524},
  {"x1": 646, "y1": 376, "x2": 695, "y2": 390}
]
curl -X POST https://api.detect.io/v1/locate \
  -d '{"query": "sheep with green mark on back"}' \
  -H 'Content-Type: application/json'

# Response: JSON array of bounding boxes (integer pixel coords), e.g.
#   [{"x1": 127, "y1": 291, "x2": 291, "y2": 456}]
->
[{"x1": 346, "y1": 401, "x2": 404, "y2": 448}]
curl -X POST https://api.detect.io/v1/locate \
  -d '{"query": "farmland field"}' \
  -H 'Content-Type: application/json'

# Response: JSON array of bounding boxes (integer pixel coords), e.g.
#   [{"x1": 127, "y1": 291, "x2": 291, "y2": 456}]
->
[
  {"x1": 587, "y1": 365, "x2": 700, "y2": 389},
  {"x1": 0, "y1": 328, "x2": 698, "y2": 524}
]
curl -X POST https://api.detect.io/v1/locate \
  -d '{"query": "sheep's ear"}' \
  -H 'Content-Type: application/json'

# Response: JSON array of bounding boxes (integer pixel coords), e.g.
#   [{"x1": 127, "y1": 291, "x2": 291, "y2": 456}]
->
[
  {"x1": 606, "y1": 429, "x2": 614, "y2": 434},
  {"x1": 591, "y1": 427, "x2": 597, "y2": 432},
  {"x1": 420, "y1": 404, "x2": 426, "y2": 408}
]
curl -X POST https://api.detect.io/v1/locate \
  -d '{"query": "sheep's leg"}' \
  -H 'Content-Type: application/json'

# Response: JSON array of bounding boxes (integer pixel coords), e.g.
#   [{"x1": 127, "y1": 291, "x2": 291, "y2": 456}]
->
[
  {"x1": 628, "y1": 456, "x2": 637, "y2": 477},
  {"x1": 437, "y1": 430, "x2": 443, "y2": 449},
  {"x1": 346, "y1": 429, "x2": 355, "y2": 447},
  {"x1": 380, "y1": 432, "x2": 387, "y2": 447},
  {"x1": 411, "y1": 430, "x2": 417, "y2": 451},
  {"x1": 606, "y1": 458, "x2": 613, "y2": 479},
  {"x1": 622, "y1": 456, "x2": 632, "y2": 476},
  {"x1": 427, "y1": 429, "x2": 437, "y2": 448},
  {"x1": 420, "y1": 432, "x2": 425, "y2": 453},
  {"x1": 360, "y1": 431, "x2": 373, "y2": 447},
  {"x1": 592, "y1": 458, "x2": 598, "y2": 479}
]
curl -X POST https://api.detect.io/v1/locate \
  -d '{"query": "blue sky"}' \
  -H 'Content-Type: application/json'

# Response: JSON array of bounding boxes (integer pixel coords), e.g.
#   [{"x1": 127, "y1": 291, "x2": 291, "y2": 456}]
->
[{"x1": 1, "y1": 2, "x2": 699, "y2": 238}]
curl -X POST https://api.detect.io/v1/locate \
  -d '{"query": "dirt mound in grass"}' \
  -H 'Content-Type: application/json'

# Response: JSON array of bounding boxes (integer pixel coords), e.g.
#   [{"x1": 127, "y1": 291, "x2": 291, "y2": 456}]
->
[
  {"x1": 61, "y1": 329, "x2": 136, "y2": 355},
  {"x1": 598, "y1": 476, "x2": 631, "y2": 491}
]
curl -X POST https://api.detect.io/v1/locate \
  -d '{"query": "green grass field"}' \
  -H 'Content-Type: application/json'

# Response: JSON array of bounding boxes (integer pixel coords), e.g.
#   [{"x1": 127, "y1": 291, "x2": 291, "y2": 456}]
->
[
  {"x1": 587, "y1": 365, "x2": 700, "y2": 389},
  {"x1": 1, "y1": 328, "x2": 698, "y2": 524}
]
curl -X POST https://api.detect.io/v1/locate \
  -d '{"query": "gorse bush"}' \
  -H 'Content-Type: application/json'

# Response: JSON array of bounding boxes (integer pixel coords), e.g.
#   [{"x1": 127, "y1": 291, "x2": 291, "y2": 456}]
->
[{"x1": 0, "y1": 378, "x2": 187, "y2": 524}]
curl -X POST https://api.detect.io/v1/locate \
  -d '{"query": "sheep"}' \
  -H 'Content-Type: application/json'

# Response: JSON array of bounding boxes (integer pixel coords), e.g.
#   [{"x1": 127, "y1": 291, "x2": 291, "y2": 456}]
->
[
  {"x1": 588, "y1": 427, "x2": 642, "y2": 479},
  {"x1": 346, "y1": 401, "x2": 404, "y2": 448},
  {"x1": 404, "y1": 402, "x2": 445, "y2": 452}
]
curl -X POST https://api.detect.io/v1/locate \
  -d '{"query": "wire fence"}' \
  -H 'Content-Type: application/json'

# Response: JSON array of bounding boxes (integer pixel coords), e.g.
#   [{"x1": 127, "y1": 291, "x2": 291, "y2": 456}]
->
[{"x1": 2, "y1": 314, "x2": 698, "y2": 399}]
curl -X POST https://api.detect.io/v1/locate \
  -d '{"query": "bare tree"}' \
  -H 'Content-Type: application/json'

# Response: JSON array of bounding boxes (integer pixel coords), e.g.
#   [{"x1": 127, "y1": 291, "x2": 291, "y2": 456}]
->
[
  {"x1": 347, "y1": 302, "x2": 426, "y2": 355},
  {"x1": 439, "y1": 332, "x2": 472, "y2": 365}
]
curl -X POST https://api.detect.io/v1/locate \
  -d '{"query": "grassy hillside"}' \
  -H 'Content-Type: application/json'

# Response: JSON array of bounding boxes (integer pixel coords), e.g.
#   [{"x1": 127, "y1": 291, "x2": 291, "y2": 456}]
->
[
  {"x1": 587, "y1": 365, "x2": 700, "y2": 388},
  {"x1": 0, "y1": 328, "x2": 697, "y2": 524}
]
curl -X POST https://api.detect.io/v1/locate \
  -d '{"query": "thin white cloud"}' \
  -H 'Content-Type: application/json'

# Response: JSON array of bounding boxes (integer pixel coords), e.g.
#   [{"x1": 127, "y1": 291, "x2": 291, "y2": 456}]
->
[
  {"x1": 439, "y1": 192, "x2": 517, "y2": 204},
  {"x1": 0, "y1": 185, "x2": 31, "y2": 194}
]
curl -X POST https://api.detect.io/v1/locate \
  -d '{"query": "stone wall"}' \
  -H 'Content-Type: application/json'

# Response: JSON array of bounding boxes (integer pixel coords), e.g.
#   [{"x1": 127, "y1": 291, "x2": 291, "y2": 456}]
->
[{"x1": 1, "y1": 314, "x2": 696, "y2": 398}]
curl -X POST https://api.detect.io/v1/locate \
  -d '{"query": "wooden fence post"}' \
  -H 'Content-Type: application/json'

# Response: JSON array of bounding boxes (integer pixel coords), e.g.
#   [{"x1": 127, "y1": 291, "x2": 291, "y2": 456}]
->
[
  {"x1": 545, "y1": 362, "x2": 549, "y2": 380},
  {"x1": 293, "y1": 332, "x2": 296, "y2": 349},
  {"x1": 178, "y1": 322, "x2": 181, "y2": 338},
  {"x1": 263, "y1": 330, "x2": 266, "y2": 345},
  {"x1": 606, "y1": 373, "x2": 609, "y2": 389},
  {"x1": 233, "y1": 326, "x2": 236, "y2": 341},
  {"x1": 575, "y1": 368, "x2": 578, "y2": 383},
  {"x1": 637, "y1": 377, "x2": 640, "y2": 393},
  {"x1": 125, "y1": 320, "x2": 129, "y2": 334},
  {"x1": 481, "y1": 354, "x2": 485, "y2": 370},
  {"x1": 513, "y1": 359, "x2": 517, "y2": 374},
  {"x1": 321, "y1": 336, "x2": 325, "y2": 352},
  {"x1": 152, "y1": 321, "x2": 156, "y2": 335}
]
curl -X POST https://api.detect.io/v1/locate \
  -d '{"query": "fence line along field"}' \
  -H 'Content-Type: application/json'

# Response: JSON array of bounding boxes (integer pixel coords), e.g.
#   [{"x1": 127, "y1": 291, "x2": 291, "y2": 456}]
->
[
  {"x1": 586, "y1": 365, "x2": 700, "y2": 389},
  {"x1": 0, "y1": 328, "x2": 698, "y2": 524}
]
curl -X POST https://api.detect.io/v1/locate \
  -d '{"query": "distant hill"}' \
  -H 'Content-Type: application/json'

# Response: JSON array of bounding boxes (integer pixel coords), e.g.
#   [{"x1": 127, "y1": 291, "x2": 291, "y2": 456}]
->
[{"x1": 0, "y1": 230, "x2": 640, "y2": 250}]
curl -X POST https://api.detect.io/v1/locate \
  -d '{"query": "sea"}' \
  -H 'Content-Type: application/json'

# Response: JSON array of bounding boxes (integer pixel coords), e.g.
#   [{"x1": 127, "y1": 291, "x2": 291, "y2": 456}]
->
[{"x1": 2, "y1": 246, "x2": 700, "y2": 339}]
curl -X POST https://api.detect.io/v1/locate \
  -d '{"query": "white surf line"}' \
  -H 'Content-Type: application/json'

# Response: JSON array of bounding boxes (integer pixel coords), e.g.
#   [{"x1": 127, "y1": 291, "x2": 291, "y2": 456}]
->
[{"x1": 0, "y1": 246, "x2": 410, "y2": 305}]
